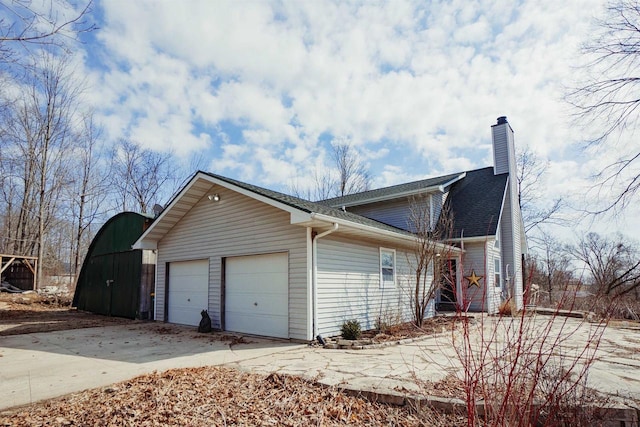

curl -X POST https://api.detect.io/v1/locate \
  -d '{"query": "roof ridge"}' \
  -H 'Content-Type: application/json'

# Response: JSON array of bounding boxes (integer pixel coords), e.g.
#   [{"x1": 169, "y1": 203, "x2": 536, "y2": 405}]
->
[{"x1": 199, "y1": 171, "x2": 414, "y2": 236}]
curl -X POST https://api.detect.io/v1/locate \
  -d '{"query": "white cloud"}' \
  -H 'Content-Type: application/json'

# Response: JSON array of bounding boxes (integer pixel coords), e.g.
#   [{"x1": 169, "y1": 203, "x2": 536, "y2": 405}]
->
[{"x1": 81, "y1": 0, "x2": 637, "y2": 235}]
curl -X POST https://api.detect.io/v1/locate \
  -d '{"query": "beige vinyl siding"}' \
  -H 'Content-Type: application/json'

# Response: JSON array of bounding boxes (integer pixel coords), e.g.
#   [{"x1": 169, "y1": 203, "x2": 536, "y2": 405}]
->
[
  {"x1": 316, "y1": 236, "x2": 428, "y2": 337},
  {"x1": 155, "y1": 186, "x2": 308, "y2": 340}
]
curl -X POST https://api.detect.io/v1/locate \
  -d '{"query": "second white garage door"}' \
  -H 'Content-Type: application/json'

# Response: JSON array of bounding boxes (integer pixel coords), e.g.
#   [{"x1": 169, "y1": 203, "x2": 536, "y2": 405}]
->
[
  {"x1": 225, "y1": 252, "x2": 288, "y2": 338},
  {"x1": 168, "y1": 259, "x2": 209, "y2": 326}
]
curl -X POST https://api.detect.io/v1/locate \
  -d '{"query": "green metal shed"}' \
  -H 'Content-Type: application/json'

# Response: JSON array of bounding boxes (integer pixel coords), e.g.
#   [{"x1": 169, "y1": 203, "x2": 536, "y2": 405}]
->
[{"x1": 73, "y1": 212, "x2": 156, "y2": 319}]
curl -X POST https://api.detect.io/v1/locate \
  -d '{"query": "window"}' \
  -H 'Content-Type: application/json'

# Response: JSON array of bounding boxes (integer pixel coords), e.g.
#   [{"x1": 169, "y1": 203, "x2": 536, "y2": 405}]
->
[
  {"x1": 494, "y1": 258, "x2": 501, "y2": 288},
  {"x1": 380, "y1": 248, "x2": 396, "y2": 288}
]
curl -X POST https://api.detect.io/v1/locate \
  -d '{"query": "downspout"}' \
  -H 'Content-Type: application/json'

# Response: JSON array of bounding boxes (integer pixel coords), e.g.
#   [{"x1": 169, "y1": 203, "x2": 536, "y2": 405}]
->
[{"x1": 312, "y1": 222, "x2": 339, "y2": 339}]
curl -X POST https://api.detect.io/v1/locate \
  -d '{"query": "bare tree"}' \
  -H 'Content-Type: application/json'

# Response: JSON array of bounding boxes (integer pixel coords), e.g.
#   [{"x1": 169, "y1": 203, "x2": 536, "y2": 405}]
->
[
  {"x1": 0, "y1": 0, "x2": 96, "y2": 65},
  {"x1": 405, "y1": 195, "x2": 455, "y2": 326},
  {"x1": 0, "y1": 52, "x2": 80, "y2": 287},
  {"x1": 68, "y1": 112, "x2": 109, "y2": 276},
  {"x1": 110, "y1": 139, "x2": 175, "y2": 214},
  {"x1": 568, "y1": 0, "x2": 640, "y2": 212},
  {"x1": 332, "y1": 141, "x2": 371, "y2": 197},
  {"x1": 289, "y1": 140, "x2": 371, "y2": 201},
  {"x1": 527, "y1": 232, "x2": 574, "y2": 304},
  {"x1": 571, "y1": 232, "x2": 640, "y2": 297},
  {"x1": 288, "y1": 168, "x2": 335, "y2": 201},
  {"x1": 516, "y1": 147, "x2": 565, "y2": 234}
]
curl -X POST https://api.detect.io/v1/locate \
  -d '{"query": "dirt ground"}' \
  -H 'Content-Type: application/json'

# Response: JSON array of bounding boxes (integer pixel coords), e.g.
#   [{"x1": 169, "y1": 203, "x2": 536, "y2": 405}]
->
[{"x1": 0, "y1": 292, "x2": 130, "y2": 336}]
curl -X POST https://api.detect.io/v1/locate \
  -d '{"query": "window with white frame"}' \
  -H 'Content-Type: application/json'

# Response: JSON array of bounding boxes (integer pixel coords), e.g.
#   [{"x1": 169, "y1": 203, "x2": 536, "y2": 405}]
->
[
  {"x1": 380, "y1": 248, "x2": 396, "y2": 288},
  {"x1": 494, "y1": 258, "x2": 502, "y2": 288}
]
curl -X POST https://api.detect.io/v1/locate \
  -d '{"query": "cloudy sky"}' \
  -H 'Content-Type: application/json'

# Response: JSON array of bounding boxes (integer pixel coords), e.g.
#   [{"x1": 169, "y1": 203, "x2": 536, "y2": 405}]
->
[{"x1": 60, "y1": 1, "x2": 640, "y2": 237}]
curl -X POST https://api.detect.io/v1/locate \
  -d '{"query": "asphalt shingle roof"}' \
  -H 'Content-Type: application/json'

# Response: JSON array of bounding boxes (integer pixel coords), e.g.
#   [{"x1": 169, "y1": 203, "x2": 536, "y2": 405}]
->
[
  {"x1": 320, "y1": 172, "x2": 463, "y2": 207},
  {"x1": 202, "y1": 171, "x2": 415, "y2": 237},
  {"x1": 445, "y1": 167, "x2": 508, "y2": 239},
  {"x1": 202, "y1": 166, "x2": 507, "y2": 241}
]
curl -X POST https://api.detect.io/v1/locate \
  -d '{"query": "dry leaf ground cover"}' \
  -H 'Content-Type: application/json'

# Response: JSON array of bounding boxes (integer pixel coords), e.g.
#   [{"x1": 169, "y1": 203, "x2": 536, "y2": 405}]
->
[
  {"x1": 0, "y1": 366, "x2": 466, "y2": 426},
  {"x1": 0, "y1": 297, "x2": 465, "y2": 426}
]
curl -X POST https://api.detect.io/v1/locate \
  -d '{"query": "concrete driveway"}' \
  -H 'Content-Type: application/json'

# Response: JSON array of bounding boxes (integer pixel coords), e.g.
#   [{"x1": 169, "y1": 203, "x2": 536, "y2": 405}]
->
[
  {"x1": 1, "y1": 315, "x2": 639, "y2": 412},
  {"x1": 0, "y1": 322, "x2": 303, "y2": 410}
]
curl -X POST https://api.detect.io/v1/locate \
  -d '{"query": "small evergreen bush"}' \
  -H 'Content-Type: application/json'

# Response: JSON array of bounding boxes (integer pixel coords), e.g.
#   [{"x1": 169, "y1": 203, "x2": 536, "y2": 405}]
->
[{"x1": 341, "y1": 319, "x2": 362, "y2": 340}]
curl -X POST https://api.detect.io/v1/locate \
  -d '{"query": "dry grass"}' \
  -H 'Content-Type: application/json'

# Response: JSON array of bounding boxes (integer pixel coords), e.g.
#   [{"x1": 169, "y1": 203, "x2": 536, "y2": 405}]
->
[
  {"x1": 361, "y1": 316, "x2": 465, "y2": 342},
  {"x1": 0, "y1": 366, "x2": 466, "y2": 426},
  {"x1": 551, "y1": 293, "x2": 640, "y2": 321}
]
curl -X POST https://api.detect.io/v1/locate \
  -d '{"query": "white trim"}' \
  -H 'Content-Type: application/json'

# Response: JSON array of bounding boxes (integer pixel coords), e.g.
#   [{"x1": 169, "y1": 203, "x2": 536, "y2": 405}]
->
[
  {"x1": 447, "y1": 236, "x2": 492, "y2": 244},
  {"x1": 379, "y1": 247, "x2": 396, "y2": 289},
  {"x1": 310, "y1": 213, "x2": 461, "y2": 254},
  {"x1": 494, "y1": 257, "x2": 502, "y2": 289},
  {"x1": 134, "y1": 171, "x2": 312, "y2": 249},
  {"x1": 429, "y1": 193, "x2": 434, "y2": 231},
  {"x1": 306, "y1": 227, "x2": 313, "y2": 340},
  {"x1": 312, "y1": 223, "x2": 339, "y2": 338}
]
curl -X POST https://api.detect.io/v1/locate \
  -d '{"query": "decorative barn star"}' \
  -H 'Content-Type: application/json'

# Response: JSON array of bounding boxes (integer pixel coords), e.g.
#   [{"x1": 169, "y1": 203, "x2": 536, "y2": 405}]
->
[{"x1": 465, "y1": 270, "x2": 483, "y2": 288}]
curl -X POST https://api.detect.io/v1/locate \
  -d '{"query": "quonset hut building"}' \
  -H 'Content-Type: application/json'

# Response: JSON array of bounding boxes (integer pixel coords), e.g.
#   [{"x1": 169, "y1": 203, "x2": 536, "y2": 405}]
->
[{"x1": 73, "y1": 212, "x2": 156, "y2": 319}]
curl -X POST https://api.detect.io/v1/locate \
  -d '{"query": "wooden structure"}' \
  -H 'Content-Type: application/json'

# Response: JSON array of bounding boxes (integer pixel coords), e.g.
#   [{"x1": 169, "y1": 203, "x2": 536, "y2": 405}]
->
[{"x1": 0, "y1": 254, "x2": 38, "y2": 291}]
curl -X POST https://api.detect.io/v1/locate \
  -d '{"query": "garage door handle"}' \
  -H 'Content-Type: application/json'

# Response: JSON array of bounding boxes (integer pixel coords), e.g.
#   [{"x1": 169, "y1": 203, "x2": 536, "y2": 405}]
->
[{"x1": 254, "y1": 302, "x2": 258, "y2": 306}]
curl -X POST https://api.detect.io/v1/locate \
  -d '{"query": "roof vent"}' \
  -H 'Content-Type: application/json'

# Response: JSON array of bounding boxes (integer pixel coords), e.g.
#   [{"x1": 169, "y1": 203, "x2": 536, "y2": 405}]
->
[
  {"x1": 496, "y1": 116, "x2": 508, "y2": 125},
  {"x1": 153, "y1": 204, "x2": 164, "y2": 218}
]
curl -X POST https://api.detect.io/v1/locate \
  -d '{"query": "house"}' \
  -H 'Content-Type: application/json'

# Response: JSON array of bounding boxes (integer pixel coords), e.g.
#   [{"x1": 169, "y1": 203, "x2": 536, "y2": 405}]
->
[
  {"x1": 133, "y1": 116, "x2": 525, "y2": 340},
  {"x1": 323, "y1": 117, "x2": 526, "y2": 314}
]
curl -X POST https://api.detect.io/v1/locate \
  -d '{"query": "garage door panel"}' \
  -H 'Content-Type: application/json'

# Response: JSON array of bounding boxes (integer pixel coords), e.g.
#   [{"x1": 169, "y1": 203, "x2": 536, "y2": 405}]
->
[
  {"x1": 226, "y1": 253, "x2": 287, "y2": 275},
  {"x1": 226, "y1": 312, "x2": 288, "y2": 337},
  {"x1": 225, "y1": 253, "x2": 288, "y2": 338},
  {"x1": 168, "y1": 259, "x2": 209, "y2": 326},
  {"x1": 225, "y1": 273, "x2": 287, "y2": 294},
  {"x1": 226, "y1": 294, "x2": 287, "y2": 315}
]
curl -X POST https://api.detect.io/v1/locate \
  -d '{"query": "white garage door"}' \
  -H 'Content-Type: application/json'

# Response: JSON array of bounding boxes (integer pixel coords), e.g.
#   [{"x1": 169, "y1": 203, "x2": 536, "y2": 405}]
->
[
  {"x1": 168, "y1": 259, "x2": 209, "y2": 326},
  {"x1": 225, "y1": 252, "x2": 288, "y2": 338}
]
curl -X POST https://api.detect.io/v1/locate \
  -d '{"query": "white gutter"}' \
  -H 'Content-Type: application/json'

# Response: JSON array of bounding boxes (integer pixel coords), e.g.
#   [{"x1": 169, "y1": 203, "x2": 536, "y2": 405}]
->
[
  {"x1": 312, "y1": 223, "x2": 338, "y2": 339},
  {"x1": 310, "y1": 212, "x2": 461, "y2": 254}
]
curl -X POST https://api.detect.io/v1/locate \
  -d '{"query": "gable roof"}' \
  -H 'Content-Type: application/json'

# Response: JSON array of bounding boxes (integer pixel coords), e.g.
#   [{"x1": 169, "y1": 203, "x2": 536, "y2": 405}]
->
[
  {"x1": 321, "y1": 172, "x2": 465, "y2": 207},
  {"x1": 133, "y1": 170, "x2": 443, "y2": 250},
  {"x1": 445, "y1": 167, "x2": 508, "y2": 239},
  {"x1": 202, "y1": 172, "x2": 416, "y2": 237}
]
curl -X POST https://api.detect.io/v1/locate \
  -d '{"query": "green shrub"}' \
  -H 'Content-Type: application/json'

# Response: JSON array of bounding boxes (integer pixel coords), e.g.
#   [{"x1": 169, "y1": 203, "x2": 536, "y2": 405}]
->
[{"x1": 341, "y1": 319, "x2": 361, "y2": 340}]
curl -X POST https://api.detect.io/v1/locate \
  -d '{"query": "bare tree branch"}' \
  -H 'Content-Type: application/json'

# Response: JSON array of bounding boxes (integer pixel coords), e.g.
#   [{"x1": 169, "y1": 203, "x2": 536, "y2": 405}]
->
[
  {"x1": 516, "y1": 147, "x2": 566, "y2": 234},
  {"x1": 569, "y1": 232, "x2": 640, "y2": 297},
  {"x1": 568, "y1": 0, "x2": 640, "y2": 213},
  {"x1": 289, "y1": 140, "x2": 371, "y2": 201},
  {"x1": 404, "y1": 195, "x2": 455, "y2": 326},
  {"x1": 0, "y1": 0, "x2": 96, "y2": 65}
]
